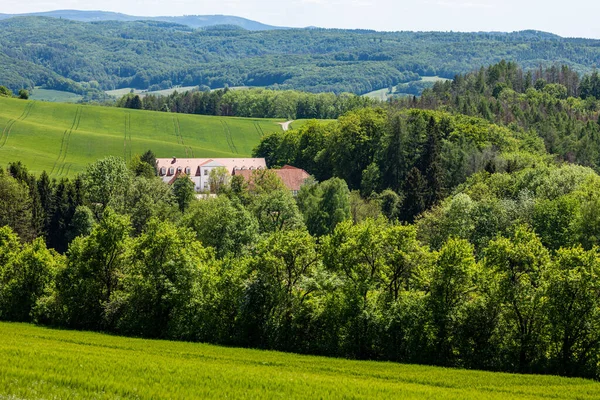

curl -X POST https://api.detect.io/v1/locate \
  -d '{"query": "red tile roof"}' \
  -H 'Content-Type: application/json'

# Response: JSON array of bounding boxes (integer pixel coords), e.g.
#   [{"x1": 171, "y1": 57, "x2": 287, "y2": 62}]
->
[{"x1": 234, "y1": 165, "x2": 311, "y2": 192}]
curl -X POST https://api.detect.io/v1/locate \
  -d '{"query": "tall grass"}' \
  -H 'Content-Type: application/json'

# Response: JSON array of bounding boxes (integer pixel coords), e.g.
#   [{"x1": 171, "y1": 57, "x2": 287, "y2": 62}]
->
[{"x1": 0, "y1": 322, "x2": 598, "y2": 399}]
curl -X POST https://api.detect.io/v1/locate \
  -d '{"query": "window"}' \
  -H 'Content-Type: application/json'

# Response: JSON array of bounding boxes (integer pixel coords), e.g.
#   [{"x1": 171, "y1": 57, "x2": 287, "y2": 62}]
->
[
  {"x1": 204, "y1": 169, "x2": 209, "y2": 176},
  {"x1": 185, "y1": 167, "x2": 191, "y2": 175},
  {"x1": 160, "y1": 167, "x2": 166, "y2": 176},
  {"x1": 292, "y1": 190, "x2": 299, "y2": 197},
  {"x1": 168, "y1": 167, "x2": 174, "y2": 175}
]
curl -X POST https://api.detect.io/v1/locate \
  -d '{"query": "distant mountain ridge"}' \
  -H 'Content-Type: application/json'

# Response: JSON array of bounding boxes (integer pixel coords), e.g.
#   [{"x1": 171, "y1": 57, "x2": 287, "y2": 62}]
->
[
  {"x1": 0, "y1": 14, "x2": 599, "y2": 96},
  {"x1": 0, "y1": 10, "x2": 286, "y2": 31}
]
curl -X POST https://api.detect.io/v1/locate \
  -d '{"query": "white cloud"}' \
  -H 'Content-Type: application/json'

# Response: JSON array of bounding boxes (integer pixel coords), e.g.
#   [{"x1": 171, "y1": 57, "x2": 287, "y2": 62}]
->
[
  {"x1": 0, "y1": 0, "x2": 599, "y2": 38},
  {"x1": 434, "y1": 0, "x2": 494, "y2": 8}
]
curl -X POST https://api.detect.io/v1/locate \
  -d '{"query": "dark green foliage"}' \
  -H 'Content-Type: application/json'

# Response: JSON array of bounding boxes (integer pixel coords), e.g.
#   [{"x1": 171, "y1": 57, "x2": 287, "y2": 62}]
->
[
  {"x1": 172, "y1": 176, "x2": 195, "y2": 213},
  {"x1": 0, "y1": 173, "x2": 34, "y2": 241},
  {"x1": 114, "y1": 219, "x2": 205, "y2": 338},
  {"x1": 183, "y1": 196, "x2": 258, "y2": 258},
  {"x1": 121, "y1": 88, "x2": 375, "y2": 120},
  {"x1": 378, "y1": 189, "x2": 403, "y2": 221},
  {"x1": 140, "y1": 150, "x2": 157, "y2": 175},
  {"x1": 54, "y1": 210, "x2": 131, "y2": 329},
  {"x1": 18, "y1": 89, "x2": 29, "y2": 99},
  {"x1": 398, "y1": 62, "x2": 600, "y2": 172},
  {"x1": 2, "y1": 17, "x2": 600, "y2": 95},
  {"x1": 402, "y1": 167, "x2": 427, "y2": 223},
  {"x1": 0, "y1": 237, "x2": 61, "y2": 322},
  {"x1": 297, "y1": 177, "x2": 351, "y2": 237}
]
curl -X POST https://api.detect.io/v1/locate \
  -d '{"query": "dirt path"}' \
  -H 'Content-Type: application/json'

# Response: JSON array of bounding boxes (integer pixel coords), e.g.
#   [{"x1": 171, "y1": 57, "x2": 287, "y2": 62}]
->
[{"x1": 279, "y1": 120, "x2": 294, "y2": 131}]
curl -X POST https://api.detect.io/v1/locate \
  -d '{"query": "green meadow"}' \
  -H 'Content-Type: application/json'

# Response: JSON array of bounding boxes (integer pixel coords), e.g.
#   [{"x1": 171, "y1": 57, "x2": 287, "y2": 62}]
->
[
  {"x1": 0, "y1": 97, "x2": 283, "y2": 176},
  {"x1": 0, "y1": 322, "x2": 598, "y2": 399},
  {"x1": 29, "y1": 88, "x2": 84, "y2": 103}
]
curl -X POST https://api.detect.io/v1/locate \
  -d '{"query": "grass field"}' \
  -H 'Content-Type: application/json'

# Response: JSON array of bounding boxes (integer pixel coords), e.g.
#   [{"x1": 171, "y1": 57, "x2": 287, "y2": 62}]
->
[
  {"x1": 0, "y1": 97, "x2": 284, "y2": 176},
  {"x1": 289, "y1": 119, "x2": 336, "y2": 130},
  {"x1": 362, "y1": 87, "x2": 393, "y2": 101},
  {"x1": 30, "y1": 88, "x2": 83, "y2": 103},
  {"x1": 420, "y1": 76, "x2": 451, "y2": 83},
  {"x1": 0, "y1": 322, "x2": 599, "y2": 399},
  {"x1": 362, "y1": 77, "x2": 451, "y2": 100}
]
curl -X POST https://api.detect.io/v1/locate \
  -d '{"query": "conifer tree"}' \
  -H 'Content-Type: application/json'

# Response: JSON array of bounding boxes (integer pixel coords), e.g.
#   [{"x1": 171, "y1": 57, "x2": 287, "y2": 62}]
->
[{"x1": 402, "y1": 167, "x2": 427, "y2": 223}]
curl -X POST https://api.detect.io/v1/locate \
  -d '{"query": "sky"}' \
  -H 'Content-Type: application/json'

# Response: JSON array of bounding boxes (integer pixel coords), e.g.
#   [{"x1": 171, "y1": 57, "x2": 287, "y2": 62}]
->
[{"x1": 2, "y1": 0, "x2": 600, "y2": 39}]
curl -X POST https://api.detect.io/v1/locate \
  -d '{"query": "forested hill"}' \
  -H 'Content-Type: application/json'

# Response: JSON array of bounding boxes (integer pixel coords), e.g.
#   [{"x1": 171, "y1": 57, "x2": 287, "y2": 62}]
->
[
  {"x1": 1, "y1": 16, "x2": 600, "y2": 95},
  {"x1": 0, "y1": 10, "x2": 283, "y2": 31}
]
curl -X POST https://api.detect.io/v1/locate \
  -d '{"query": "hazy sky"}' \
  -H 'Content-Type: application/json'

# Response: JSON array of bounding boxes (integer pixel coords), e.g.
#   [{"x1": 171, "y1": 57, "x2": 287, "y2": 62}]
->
[{"x1": 2, "y1": 0, "x2": 600, "y2": 38}]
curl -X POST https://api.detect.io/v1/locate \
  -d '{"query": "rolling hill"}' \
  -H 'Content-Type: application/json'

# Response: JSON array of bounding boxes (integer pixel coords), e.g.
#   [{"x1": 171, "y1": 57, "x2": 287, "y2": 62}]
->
[
  {"x1": 1, "y1": 322, "x2": 598, "y2": 399},
  {"x1": 0, "y1": 10, "x2": 285, "y2": 30},
  {"x1": 0, "y1": 97, "x2": 283, "y2": 176},
  {"x1": 1, "y1": 16, "x2": 600, "y2": 96}
]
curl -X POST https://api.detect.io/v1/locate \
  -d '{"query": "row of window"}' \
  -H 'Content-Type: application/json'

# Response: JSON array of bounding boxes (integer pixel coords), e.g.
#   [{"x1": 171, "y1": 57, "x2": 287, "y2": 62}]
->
[{"x1": 159, "y1": 166, "x2": 263, "y2": 176}]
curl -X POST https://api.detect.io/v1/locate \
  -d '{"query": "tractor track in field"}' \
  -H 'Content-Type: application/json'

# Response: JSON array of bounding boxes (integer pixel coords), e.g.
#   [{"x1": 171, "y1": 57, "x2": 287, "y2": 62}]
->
[
  {"x1": 124, "y1": 113, "x2": 132, "y2": 161},
  {"x1": 0, "y1": 102, "x2": 35, "y2": 149},
  {"x1": 221, "y1": 120, "x2": 238, "y2": 154},
  {"x1": 253, "y1": 122, "x2": 265, "y2": 137},
  {"x1": 52, "y1": 106, "x2": 81, "y2": 175},
  {"x1": 173, "y1": 116, "x2": 193, "y2": 157}
]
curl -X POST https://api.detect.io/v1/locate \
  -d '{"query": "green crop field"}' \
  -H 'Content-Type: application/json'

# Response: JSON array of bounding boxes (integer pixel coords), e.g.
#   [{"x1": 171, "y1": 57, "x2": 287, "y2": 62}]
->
[
  {"x1": 0, "y1": 97, "x2": 284, "y2": 176},
  {"x1": 289, "y1": 119, "x2": 336, "y2": 130},
  {"x1": 29, "y1": 88, "x2": 84, "y2": 103},
  {"x1": 0, "y1": 323, "x2": 598, "y2": 399}
]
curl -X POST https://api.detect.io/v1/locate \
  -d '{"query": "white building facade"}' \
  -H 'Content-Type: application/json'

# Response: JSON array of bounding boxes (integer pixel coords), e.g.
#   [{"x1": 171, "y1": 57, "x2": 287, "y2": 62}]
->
[{"x1": 156, "y1": 157, "x2": 267, "y2": 192}]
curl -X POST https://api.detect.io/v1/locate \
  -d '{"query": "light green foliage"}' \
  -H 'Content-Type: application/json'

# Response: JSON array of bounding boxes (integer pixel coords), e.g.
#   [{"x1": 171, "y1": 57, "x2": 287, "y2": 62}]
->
[
  {"x1": 128, "y1": 154, "x2": 156, "y2": 178},
  {"x1": 249, "y1": 170, "x2": 304, "y2": 233},
  {"x1": 0, "y1": 85, "x2": 12, "y2": 97},
  {"x1": 114, "y1": 219, "x2": 207, "y2": 338},
  {"x1": 68, "y1": 205, "x2": 96, "y2": 240},
  {"x1": 0, "y1": 97, "x2": 282, "y2": 176},
  {"x1": 126, "y1": 176, "x2": 177, "y2": 234},
  {"x1": 208, "y1": 166, "x2": 230, "y2": 194},
  {"x1": 242, "y1": 230, "x2": 319, "y2": 349},
  {"x1": 379, "y1": 224, "x2": 430, "y2": 301},
  {"x1": 297, "y1": 177, "x2": 350, "y2": 237},
  {"x1": 570, "y1": 178, "x2": 600, "y2": 249},
  {"x1": 55, "y1": 210, "x2": 131, "y2": 329},
  {"x1": 183, "y1": 196, "x2": 258, "y2": 258},
  {"x1": 83, "y1": 156, "x2": 132, "y2": 215},
  {"x1": 0, "y1": 238, "x2": 62, "y2": 321},
  {"x1": 329, "y1": 108, "x2": 387, "y2": 189},
  {"x1": 429, "y1": 238, "x2": 478, "y2": 365},
  {"x1": 547, "y1": 247, "x2": 600, "y2": 377},
  {"x1": 417, "y1": 164, "x2": 600, "y2": 253},
  {"x1": 0, "y1": 226, "x2": 20, "y2": 267},
  {"x1": 348, "y1": 190, "x2": 381, "y2": 223},
  {"x1": 484, "y1": 226, "x2": 551, "y2": 372}
]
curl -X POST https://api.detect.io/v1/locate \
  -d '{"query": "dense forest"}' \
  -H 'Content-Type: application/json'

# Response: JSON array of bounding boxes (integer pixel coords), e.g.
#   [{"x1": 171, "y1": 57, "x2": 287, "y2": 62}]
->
[
  {"x1": 1, "y1": 16, "x2": 600, "y2": 96},
  {"x1": 5, "y1": 60, "x2": 600, "y2": 379},
  {"x1": 117, "y1": 88, "x2": 377, "y2": 119}
]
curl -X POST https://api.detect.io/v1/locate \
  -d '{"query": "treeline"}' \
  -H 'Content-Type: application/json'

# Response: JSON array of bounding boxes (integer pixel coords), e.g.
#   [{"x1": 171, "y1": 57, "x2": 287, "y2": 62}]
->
[
  {"x1": 3, "y1": 153, "x2": 600, "y2": 378},
  {"x1": 254, "y1": 107, "x2": 544, "y2": 221},
  {"x1": 396, "y1": 61, "x2": 600, "y2": 171},
  {"x1": 117, "y1": 88, "x2": 376, "y2": 119}
]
